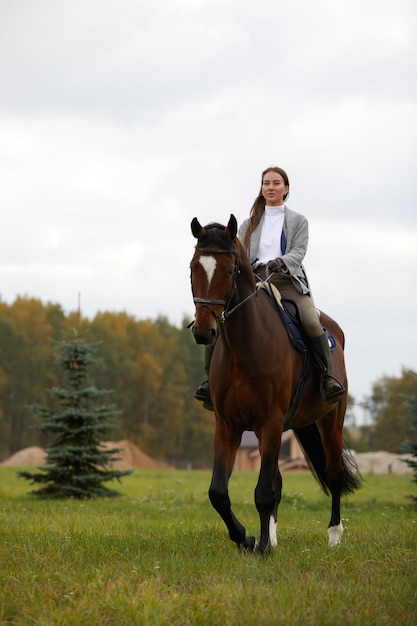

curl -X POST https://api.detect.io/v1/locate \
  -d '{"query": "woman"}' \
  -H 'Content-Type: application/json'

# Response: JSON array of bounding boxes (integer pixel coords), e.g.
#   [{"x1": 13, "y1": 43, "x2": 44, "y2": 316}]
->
[{"x1": 195, "y1": 166, "x2": 345, "y2": 408}]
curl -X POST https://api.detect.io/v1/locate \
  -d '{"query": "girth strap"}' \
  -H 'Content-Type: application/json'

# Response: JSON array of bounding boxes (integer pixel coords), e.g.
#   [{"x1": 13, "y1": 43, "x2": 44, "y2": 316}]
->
[{"x1": 283, "y1": 351, "x2": 311, "y2": 431}]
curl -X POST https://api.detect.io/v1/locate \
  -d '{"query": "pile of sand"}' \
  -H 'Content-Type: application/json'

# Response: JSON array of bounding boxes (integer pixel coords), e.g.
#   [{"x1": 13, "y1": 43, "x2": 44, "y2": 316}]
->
[
  {"x1": 1, "y1": 446, "x2": 46, "y2": 467},
  {"x1": 1, "y1": 440, "x2": 168, "y2": 470},
  {"x1": 354, "y1": 451, "x2": 413, "y2": 475},
  {"x1": 100, "y1": 440, "x2": 169, "y2": 470}
]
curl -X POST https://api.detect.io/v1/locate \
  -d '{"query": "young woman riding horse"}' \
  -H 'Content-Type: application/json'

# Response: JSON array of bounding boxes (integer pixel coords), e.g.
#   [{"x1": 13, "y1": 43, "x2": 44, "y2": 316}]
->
[
  {"x1": 195, "y1": 166, "x2": 345, "y2": 410},
  {"x1": 189, "y1": 182, "x2": 360, "y2": 554}
]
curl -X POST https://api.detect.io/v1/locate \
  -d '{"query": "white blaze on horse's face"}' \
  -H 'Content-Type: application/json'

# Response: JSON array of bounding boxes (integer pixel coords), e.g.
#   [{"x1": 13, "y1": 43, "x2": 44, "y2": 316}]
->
[{"x1": 199, "y1": 255, "x2": 217, "y2": 290}]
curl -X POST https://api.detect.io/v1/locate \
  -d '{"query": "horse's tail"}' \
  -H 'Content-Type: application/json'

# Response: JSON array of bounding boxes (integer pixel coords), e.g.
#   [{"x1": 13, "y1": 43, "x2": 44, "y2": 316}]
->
[{"x1": 293, "y1": 423, "x2": 362, "y2": 496}]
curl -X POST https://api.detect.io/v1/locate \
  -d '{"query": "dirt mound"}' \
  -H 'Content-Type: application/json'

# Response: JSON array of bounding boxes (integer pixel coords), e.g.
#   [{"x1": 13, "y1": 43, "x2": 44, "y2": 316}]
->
[
  {"x1": 1, "y1": 440, "x2": 168, "y2": 470},
  {"x1": 354, "y1": 451, "x2": 413, "y2": 475},
  {"x1": 1, "y1": 446, "x2": 46, "y2": 467},
  {"x1": 100, "y1": 440, "x2": 169, "y2": 470}
]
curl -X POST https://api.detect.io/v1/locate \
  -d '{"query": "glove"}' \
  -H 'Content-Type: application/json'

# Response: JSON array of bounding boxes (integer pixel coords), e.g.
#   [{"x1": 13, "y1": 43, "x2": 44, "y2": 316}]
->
[{"x1": 267, "y1": 258, "x2": 287, "y2": 274}]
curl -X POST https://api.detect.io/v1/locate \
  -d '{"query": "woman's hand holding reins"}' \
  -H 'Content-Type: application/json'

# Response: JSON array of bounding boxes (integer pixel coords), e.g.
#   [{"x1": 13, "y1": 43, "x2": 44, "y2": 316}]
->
[{"x1": 267, "y1": 258, "x2": 288, "y2": 274}]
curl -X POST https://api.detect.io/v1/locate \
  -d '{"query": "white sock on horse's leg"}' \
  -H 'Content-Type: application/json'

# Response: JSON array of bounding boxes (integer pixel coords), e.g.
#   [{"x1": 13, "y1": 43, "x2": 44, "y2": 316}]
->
[{"x1": 328, "y1": 521, "x2": 344, "y2": 546}]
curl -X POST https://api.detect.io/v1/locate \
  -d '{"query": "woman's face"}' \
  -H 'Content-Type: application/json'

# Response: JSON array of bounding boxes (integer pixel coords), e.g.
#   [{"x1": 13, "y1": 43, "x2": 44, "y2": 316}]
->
[{"x1": 261, "y1": 171, "x2": 289, "y2": 206}]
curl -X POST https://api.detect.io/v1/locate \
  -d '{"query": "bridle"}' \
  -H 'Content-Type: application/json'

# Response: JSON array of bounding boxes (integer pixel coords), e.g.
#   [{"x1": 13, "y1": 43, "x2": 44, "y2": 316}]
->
[{"x1": 192, "y1": 244, "x2": 258, "y2": 323}]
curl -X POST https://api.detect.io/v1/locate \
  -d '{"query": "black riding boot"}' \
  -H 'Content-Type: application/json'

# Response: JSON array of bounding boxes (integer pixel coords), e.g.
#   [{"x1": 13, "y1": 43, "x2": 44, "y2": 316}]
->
[
  {"x1": 309, "y1": 333, "x2": 345, "y2": 403},
  {"x1": 194, "y1": 343, "x2": 215, "y2": 410}
]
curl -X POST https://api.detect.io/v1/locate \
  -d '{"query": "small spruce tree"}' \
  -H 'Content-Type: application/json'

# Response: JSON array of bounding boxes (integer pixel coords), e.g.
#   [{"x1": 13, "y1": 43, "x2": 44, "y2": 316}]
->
[
  {"x1": 401, "y1": 395, "x2": 417, "y2": 505},
  {"x1": 19, "y1": 332, "x2": 132, "y2": 498}
]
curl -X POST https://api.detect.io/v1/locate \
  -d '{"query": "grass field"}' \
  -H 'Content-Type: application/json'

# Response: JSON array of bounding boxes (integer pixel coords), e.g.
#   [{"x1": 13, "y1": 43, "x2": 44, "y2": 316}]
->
[{"x1": 0, "y1": 467, "x2": 416, "y2": 625}]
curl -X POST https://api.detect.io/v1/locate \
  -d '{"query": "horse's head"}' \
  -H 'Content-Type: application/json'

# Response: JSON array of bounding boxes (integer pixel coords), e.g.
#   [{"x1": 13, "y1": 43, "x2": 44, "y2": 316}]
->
[{"x1": 189, "y1": 215, "x2": 239, "y2": 344}]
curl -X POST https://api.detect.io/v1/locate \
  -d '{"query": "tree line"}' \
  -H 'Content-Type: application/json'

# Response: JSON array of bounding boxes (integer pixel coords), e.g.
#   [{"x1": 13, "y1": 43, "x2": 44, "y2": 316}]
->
[
  {"x1": 0, "y1": 296, "x2": 213, "y2": 465},
  {"x1": 346, "y1": 367, "x2": 417, "y2": 453},
  {"x1": 0, "y1": 296, "x2": 415, "y2": 463}
]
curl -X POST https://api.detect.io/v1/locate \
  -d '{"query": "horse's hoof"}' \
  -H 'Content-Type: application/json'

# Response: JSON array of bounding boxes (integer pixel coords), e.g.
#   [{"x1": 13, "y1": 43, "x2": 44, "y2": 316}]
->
[
  {"x1": 256, "y1": 541, "x2": 273, "y2": 556},
  {"x1": 237, "y1": 536, "x2": 257, "y2": 553}
]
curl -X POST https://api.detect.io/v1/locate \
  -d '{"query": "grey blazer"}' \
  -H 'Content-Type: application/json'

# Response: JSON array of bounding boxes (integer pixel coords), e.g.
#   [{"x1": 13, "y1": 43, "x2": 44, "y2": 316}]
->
[{"x1": 238, "y1": 205, "x2": 311, "y2": 295}]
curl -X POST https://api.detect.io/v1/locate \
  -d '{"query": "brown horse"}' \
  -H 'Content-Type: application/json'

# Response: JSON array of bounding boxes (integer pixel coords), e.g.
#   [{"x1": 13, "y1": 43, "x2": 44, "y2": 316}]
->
[{"x1": 190, "y1": 214, "x2": 361, "y2": 554}]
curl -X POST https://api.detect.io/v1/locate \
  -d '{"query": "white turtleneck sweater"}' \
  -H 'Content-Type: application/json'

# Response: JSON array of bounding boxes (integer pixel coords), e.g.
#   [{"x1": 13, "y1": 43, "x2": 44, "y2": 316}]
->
[{"x1": 256, "y1": 204, "x2": 285, "y2": 266}]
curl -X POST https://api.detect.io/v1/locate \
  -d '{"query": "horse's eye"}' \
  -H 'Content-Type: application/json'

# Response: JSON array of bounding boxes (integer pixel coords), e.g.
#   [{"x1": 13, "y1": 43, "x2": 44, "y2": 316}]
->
[{"x1": 226, "y1": 268, "x2": 233, "y2": 278}]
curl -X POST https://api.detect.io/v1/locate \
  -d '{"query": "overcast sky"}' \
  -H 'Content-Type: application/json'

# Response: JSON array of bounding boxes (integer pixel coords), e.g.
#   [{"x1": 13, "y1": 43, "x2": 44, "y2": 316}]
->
[{"x1": 0, "y1": 0, "x2": 416, "y2": 416}]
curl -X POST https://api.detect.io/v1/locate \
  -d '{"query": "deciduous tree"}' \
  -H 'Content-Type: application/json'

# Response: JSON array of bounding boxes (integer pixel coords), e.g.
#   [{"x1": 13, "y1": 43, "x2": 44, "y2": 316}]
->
[
  {"x1": 360, "y1": 368, "x2": 417, "y2": 451},
  {"x1": 401, "y1": 389, "x2": 417, "y2": 505}
]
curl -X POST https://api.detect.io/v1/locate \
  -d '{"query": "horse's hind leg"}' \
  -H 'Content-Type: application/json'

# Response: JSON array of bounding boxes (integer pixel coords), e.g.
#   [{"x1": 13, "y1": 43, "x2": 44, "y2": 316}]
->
[
  {"x1": 315, "y1": 415, "x2": 344, "y2": 546},
  {"x1": 208, "y1": 422, "x2": 256, "y2": 550},
  {"x1": 328, "y1": 488, "x2": 343, "y2": 547},
  {"x1": 318, "y1": 412, "x2": 360, "y2": 546}
]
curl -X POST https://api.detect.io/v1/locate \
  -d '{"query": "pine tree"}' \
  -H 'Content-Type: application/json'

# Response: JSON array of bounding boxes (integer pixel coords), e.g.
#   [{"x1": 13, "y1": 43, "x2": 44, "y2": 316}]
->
[
  {"x1": 18, "y1": 332, "x2": 132, "y2": 498},
  {"x1": 401, "y1": 395, "x2": 417, "y2": 505}
]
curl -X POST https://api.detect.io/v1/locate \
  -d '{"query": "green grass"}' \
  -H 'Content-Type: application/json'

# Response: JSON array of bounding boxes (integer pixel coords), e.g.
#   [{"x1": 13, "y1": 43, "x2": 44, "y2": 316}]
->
[{"x1": 0, "y1": 468, "x2": 416, "y2": 625}]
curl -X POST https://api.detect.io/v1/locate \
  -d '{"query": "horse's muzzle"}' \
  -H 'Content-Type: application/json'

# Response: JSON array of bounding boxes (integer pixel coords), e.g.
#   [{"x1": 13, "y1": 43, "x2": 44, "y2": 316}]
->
[{"x1": 192, "y1": 325, "x2": 217, "y2": 345}]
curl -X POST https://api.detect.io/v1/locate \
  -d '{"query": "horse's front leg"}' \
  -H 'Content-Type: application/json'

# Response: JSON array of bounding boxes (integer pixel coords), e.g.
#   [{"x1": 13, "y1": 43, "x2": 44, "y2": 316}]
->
[
  {"x1": 208, "y1": 422, "x2": 256, "y2": 551},
  {"x1": 255, "y1": 436, "x2": 283, "y2": 555}
]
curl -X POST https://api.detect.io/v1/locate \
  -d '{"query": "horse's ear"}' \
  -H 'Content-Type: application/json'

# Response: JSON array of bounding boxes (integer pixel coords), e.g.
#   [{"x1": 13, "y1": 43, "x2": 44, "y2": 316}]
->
[
  {"x1": 191, "y1": 217, "x2": 202, "y2": 239},
  {"x1": 227, "y1": 214, "x2": 238, "y2": 241}
]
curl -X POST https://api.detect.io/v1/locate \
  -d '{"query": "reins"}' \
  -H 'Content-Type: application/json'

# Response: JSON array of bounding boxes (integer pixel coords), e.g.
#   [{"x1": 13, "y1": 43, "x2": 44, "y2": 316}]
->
[
  {"x1": 221, "y1": 272, "x2": 275, "y2": 322},
  {"x1": 219, "y1": 285, "x2": 257, "y2": 322}
]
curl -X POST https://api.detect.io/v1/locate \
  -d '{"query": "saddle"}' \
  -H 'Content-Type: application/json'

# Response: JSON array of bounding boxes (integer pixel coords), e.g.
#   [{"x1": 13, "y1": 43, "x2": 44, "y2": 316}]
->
[{"x1": 256, "y1": 282, "x2": 336, "y2": 353}]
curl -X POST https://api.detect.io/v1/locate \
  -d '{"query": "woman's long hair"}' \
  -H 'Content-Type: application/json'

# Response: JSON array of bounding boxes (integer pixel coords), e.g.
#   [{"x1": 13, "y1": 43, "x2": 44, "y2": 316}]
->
[{"x1": 242, "y1": 166, "x2": 290, "y2": 248}]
